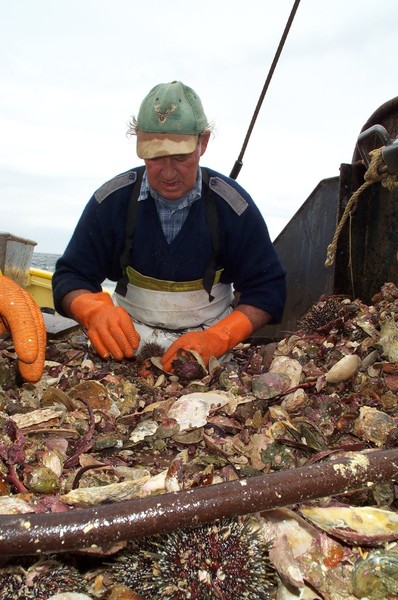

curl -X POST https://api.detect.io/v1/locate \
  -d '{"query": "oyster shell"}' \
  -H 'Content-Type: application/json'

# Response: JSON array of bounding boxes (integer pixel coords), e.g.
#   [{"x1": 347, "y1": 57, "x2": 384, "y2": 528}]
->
[{"x1": 300, "y1": 506, "x2": 398, "y2": 545}]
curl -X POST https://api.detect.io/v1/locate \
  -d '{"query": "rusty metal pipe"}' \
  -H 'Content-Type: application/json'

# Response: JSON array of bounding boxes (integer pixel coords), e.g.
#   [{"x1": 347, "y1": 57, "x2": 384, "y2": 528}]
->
[{"x1": 1, "y1": 448, "x2": 398, "y2": 556}]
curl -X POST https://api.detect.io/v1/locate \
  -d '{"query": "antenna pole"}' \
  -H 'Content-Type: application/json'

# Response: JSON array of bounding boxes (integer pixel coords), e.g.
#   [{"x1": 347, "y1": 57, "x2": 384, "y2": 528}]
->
[{"x1": 230, "y1": 0, "x2": 302, "y2": 180}]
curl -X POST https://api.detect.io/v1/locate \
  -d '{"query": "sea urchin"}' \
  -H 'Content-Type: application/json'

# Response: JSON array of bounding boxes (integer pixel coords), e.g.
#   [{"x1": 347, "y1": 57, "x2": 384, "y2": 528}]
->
[
  {"x1": 110, "y1": 517, "x2": 278, "y2": 599},
  {"x1": 0, "y1": 567, "x2": 26, "y2": 600},
  {"x1": 297, "y1": 296, "x2": 344, "y2": 334},
  {"x1": 24, "y1": 560, "x2": 89, "y2": 599}
]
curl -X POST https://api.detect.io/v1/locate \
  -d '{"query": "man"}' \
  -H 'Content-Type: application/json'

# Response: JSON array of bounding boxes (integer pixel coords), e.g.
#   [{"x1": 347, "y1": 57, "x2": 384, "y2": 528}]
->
[{"x1": 52, "y1": 81, "x2": 286, "y2": 372}]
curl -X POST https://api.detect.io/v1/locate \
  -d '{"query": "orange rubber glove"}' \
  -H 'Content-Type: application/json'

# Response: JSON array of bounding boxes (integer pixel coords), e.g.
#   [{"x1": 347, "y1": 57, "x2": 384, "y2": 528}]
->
[
  {"x1": 0, "y1": 274, "x2": 46, "y2": 383},
  {"x1": 70, "y1": 292, "x2": 140, "y2": 360},
  {"x1": 161, "y1": 310, "x2": 253, "y2": 372}
]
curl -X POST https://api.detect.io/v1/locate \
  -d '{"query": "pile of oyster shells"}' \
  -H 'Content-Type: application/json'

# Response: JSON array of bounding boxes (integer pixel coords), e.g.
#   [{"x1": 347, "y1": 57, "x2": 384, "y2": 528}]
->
[{"x1": 1, "y1": 283, "x2": 398, "y2": 599}]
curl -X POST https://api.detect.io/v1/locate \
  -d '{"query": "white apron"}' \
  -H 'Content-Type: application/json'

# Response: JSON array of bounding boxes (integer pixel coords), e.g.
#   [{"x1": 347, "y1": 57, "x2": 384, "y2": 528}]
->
[{"x1": 113, "y1": 282, "x2": 234, "y2": 352}]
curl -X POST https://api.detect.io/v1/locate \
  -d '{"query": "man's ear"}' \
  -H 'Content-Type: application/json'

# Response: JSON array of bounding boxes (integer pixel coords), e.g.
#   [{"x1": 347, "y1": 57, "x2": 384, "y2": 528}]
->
[{"x1": 199, "y1": 131, "x2": 211, "y2": 156}]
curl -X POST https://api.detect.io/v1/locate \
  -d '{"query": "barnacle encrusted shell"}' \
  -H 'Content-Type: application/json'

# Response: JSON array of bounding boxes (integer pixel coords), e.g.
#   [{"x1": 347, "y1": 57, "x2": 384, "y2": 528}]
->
[{"x1": 354, "y1": 405, "x2": 396, "y2": 446}]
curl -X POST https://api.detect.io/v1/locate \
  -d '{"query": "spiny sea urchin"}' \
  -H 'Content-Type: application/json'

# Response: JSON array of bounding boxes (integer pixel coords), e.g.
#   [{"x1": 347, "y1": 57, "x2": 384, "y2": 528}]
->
[
  {"x1": 297, "y1": 296, "x2": 344, "y2": 334},
  {"x1": 137, "y1": 342, "x2": 164, "y2": 362},
  {"x1": 0, "y1": 567, "x2": 27, "y2": 600},
  {"x1": 109, "y1": 517, "x2": 278, "y2": 599},
  {"x1": 24, "y1": 560, "x2": 89, "y2": 599}
]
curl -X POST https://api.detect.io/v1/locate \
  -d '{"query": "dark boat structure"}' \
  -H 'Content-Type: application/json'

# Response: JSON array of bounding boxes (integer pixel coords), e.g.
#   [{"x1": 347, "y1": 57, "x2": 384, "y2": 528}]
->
[{"x1": 258, "y1": 96, "x2": 398, "y2": 340}]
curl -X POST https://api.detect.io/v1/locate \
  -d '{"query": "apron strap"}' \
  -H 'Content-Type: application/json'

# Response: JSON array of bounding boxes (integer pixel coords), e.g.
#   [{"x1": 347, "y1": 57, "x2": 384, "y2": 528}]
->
[
  {"x1": 201, "y1": 168, "x2": 222, "y2": 302},
  {"x1": 115, "y1": 166, "x2": 146, "y2": 297}
]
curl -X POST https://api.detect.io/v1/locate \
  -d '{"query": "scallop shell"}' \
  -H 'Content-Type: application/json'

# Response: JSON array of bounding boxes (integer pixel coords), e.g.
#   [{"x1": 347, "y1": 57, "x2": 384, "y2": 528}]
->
[
  {"x1": 325, "y1": 354, "x2": 361, "y2": 383},
  {"x1": 167, "y1": 392, "x2": 230, "y2": 431},
  {"x1": 252, "y1": 372, "x2": 291, "y2": 399}
]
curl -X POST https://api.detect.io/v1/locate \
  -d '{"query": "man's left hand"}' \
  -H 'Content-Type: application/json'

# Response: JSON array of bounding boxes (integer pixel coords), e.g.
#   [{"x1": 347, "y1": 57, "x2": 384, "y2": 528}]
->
[{"x1": 161, "y1": 310, "x2": 253, "y2": 372}]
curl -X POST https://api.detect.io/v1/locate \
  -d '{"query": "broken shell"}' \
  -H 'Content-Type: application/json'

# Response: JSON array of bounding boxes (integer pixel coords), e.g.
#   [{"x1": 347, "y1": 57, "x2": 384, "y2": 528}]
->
[
  {"x1": 0, "y1": 496, "x2": 34, "y2": 515},
  {"x1": 41, "y1": 449, "x2": 63, "y2": 478},
  {"x1": 60, "y1": 476, "x2": 151, "y2": 507},
  {"x1": 325, "y1": 354, "x2": 361, "y2": 383},
  {"x1": 10, "y1": 408, "x2": 65, "y2": 430},
  {"x1": 48, "y1": 592, "x2": 92, "y2": 600},
  {"x1": 129, "y1": 420, "x2": 159, "y2": 443},
  {"x1": 379, "y1": 317, "x2": 398, "y2": 362}
]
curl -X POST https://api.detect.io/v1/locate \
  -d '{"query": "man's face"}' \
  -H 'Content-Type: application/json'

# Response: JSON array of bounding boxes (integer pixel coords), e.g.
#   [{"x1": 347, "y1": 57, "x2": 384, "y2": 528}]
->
[{"x1": 144, "y1": 133, "x2": 210, "y2": 200}]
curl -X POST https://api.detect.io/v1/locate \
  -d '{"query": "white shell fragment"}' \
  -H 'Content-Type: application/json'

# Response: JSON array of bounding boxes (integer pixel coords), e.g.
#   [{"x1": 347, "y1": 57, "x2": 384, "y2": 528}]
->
[
  {"x1": 252, "y1": 357, "x2": 303, "y2": 401},
  {"x1": 0, "y1": 496, "x2": 34, "y2": 515},
  {"x1": 168, "y1": 392, "x2": 230, "y2": 431},
  {"x1": 60, "y1": 476, "x2": 150, "y2": 507},
  {"x1": 325, "y1": 354, "x2": 361, "y2": 383},
  {"x1": 48, "y1": 595, "x2": 94, "y2": 600},
  {"x1": 10, "y1": 408, "x2": 65, "y2": 429},
  {"x1": 129, "y1": 419, "x2": 159, "y2": 442}
]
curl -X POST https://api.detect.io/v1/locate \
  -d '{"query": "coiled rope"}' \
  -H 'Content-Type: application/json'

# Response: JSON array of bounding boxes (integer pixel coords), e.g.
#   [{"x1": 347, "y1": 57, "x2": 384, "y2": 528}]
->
[{"x1": 325, "y1": 147, "x2": 398, "y2": 268}]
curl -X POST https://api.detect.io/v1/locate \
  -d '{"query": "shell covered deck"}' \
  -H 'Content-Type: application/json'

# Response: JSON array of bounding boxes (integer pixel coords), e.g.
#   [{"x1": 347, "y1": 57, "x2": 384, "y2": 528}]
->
[{"x1": 1, "y1": 284, "x2": 398, "y2": 598}]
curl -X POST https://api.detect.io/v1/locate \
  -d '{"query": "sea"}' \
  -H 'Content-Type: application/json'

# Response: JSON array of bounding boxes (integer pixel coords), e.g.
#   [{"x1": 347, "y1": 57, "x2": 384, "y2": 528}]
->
[
  {"x1": 31, "y1": 253, "x2": 116, "y2": 290},
  {"x1": 31, "y1": 252, "x2": 61, "y2": 272}
]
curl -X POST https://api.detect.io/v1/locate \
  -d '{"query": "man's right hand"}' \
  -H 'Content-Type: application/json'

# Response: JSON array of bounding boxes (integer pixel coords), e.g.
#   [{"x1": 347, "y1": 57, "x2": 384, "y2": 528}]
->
[{"x1": 70, "y1": 292, "x2": 140, "y2": 360}]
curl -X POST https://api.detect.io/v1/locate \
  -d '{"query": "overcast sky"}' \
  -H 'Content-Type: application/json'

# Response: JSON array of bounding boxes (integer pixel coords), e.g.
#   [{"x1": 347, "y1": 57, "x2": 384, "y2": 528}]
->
[{"x1": 1, "y1": 0, "x2": 397, "y2": 254}]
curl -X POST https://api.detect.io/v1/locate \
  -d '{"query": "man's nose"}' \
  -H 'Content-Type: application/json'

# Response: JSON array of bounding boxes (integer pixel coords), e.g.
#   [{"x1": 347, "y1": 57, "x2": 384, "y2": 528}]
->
[{"x1": 161, "y1": 158, "x2": 177, "y2": 177}]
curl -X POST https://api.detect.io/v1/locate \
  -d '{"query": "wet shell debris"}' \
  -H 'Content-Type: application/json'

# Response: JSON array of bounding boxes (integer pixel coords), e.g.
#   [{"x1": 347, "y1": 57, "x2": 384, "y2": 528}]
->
[{"x1": 1, "y1": 283, "x2": 398, "y2": 598}]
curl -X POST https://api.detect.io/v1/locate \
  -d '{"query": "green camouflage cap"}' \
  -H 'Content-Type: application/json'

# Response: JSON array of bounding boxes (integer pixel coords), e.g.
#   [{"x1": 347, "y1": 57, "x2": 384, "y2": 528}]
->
[{"x1": 136, "y1": 81, "x2": 208, "y2": 159}]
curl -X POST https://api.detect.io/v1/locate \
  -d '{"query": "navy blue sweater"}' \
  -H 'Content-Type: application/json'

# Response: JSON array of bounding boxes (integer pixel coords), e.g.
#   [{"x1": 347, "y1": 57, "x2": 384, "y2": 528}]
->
[{"x1": 53, "y1": 167, "x2": 286, "y2": 322}]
